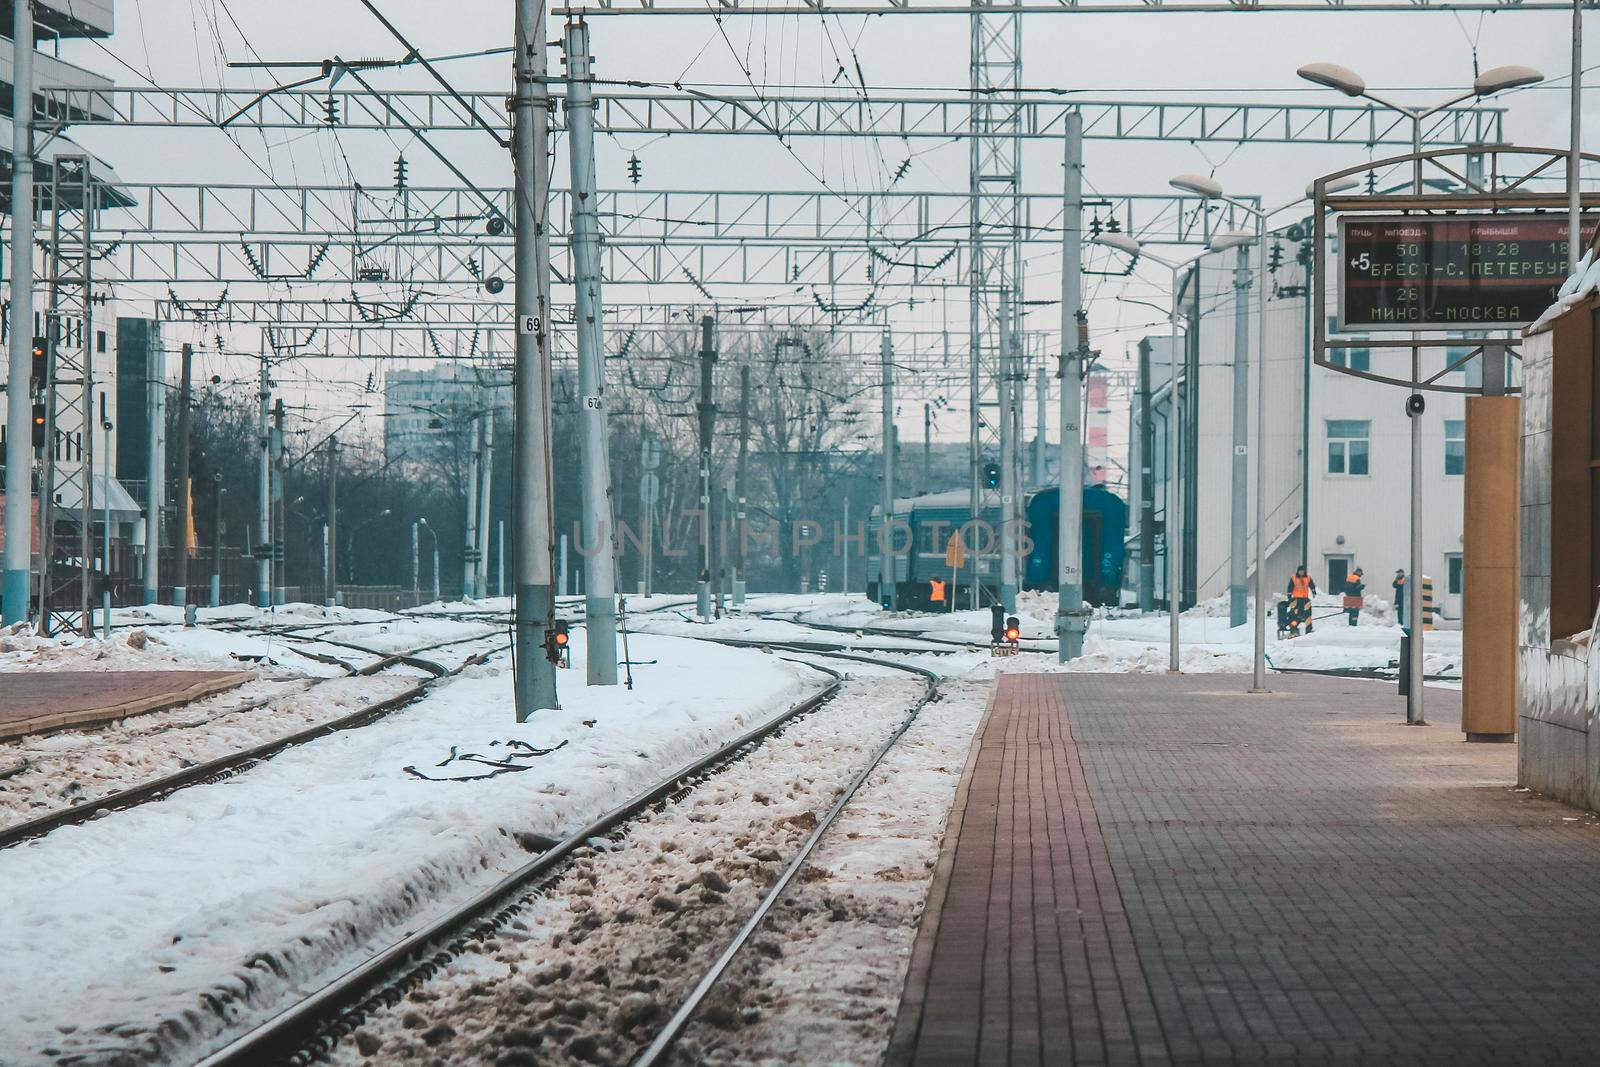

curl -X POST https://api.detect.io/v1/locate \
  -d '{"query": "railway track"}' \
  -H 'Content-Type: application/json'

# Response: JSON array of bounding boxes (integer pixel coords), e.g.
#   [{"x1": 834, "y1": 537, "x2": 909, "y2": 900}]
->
[
  {"x1": 191, "y1": 641, "x2": 940, "y2": 1066},
  {"x1": 0, "y1": 627, "x2": 510, "y2": 851}
]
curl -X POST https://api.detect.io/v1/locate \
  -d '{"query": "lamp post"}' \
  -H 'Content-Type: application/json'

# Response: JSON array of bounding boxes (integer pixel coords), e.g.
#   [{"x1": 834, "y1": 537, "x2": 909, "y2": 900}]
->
[
  {"x1": 1297, "y1": 61, "x2": 1542, "y2": 720},
  {"x1": 101, "y1": 410, "x2": 114, "y2": 638},
  {"x1": 418, "y1": 517, "x2": 439, "y2": 604},
  {"x1": 1160, "y1": 176, "x2": 1359, "y2": 692},
  {"x1": 1091, "y1": 231, "x2": 1246, "y2": 674}
]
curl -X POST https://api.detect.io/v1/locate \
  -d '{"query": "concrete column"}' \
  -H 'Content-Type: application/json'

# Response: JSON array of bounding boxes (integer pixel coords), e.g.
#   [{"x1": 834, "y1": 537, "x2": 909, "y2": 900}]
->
[
  {"x1": 2, "y1": 1, "x2": 32, "y2": 625},
  {"x1": 1461, "y1": 395, "x2": 1520, "y2": 741}
]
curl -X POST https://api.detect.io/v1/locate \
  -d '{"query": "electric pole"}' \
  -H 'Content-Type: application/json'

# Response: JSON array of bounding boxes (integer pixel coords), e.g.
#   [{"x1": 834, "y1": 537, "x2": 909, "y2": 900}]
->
[
  {"x1": 255, "y1": 347, "x2": 270, "y2": 609},
  {"x1": 172, "y1": 343, "x2": 193, "y2": 609},
  {"x1": 1229, "y1": 242, "x2": 1250, "y2": 629},
  {"x1": 464, "y1": 413, "x2": 480, "y2": 598},
  {"x1": 998, "y1": 293, "x2": 1018, "y2": 614},
  {"x1": 734, "y1": 364, "x2": 750, "y2": 606},
  {"x1": 1056, "y1": 110, "x2": 1088, "y2": 661},
  {"x1": 923, "y1": 402, "x2": 932, "y2": 493},
  {"x1": 565, "y1": 16, "x2": 618, "y2": 682},
  {"x1": 512, "y1": 0, "x2": 559, "y2": 718},
  {"x1": 2, "y1": 0, "x2": 33, "y2": 625},
  {"x1": 143, "y1": 331, "x2": 166, "y2": 607},
  {"x1": 1137, "y1": 337, "x2": 1155, "y2": 610},
  {"x1": 881, "y1": 331, "x2": 897, "y2": 611},
  {"x1": 476, "y1": 408, "x2": 494, "y2": 602},
  {"x1": 325, "y1": 435, "x2": 338, "y2": 608},
  {"x1": 696, "y1": 315, "x2": 717, "y2": 621},
  {"x1": 272, "y1": 398, "x2": 285, "y2": 606}
]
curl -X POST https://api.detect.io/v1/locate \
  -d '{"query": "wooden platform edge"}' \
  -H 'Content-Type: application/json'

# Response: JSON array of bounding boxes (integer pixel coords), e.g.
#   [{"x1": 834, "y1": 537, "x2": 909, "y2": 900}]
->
[
  {"x1": 0, "y1": 671, "x2": 256, "y2": 742},
  {"x1": 881, "y1": 673, "x2": 1003, "y2": 1067}
]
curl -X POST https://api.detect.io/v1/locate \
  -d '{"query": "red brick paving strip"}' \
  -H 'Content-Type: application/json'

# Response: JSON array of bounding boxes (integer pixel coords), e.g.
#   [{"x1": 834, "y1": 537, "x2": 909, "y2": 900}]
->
[
  {"x1": 0, "y1": 671, "x2": 252, "y2": 740},
  {"x1": 891, "y1": 672, "x2": 1600, "y2": 1065},
  {"x1": 889, "y1": 673, "x2": 1167, "y2": 1065}
]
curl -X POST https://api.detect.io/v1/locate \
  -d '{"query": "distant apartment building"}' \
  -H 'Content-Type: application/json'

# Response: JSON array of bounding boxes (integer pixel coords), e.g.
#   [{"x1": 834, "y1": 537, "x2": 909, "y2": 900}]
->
[{"x1": 383, "y1": 363, "x2": 509, "y2": 467}]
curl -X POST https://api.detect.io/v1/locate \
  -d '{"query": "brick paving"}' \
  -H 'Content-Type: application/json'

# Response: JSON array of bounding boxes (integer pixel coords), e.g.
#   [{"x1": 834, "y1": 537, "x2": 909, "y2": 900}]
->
[
  {"x1": 889, "y1": 672, "x2": 1600, "y2": 1065},
  {"x1": 0, "y1": 671, "x2": 250, "y2": 740}
]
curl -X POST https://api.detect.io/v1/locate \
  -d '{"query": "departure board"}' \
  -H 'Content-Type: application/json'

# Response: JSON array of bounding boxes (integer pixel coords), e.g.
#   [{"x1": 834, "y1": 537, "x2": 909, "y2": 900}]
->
[{"x1": 1338, "y1": 214, "x2": 1597, "y2": 329}]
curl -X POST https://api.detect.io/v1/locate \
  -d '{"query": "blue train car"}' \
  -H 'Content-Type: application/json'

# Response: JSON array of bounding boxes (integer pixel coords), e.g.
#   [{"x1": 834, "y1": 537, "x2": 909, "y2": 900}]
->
[{"x1": 867, "y1": 485, "x2": 1127, "y2": 611}]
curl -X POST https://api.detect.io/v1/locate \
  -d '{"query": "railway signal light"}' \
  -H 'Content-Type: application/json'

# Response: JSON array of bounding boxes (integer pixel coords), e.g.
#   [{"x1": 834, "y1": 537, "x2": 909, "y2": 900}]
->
[
  {"x1": 30, "y1": 402, "x2": 46, "y2": 447},
  {"x1": 545, "y1": 619, "x2": 571, "y2": 667},
  {"x1": 983, "y1": 462, "x2": 1000, "y2": 489},
  {"x1": 29, "y1": 337, "x2": 46, "y2": 387},
  {"x1": 1005, "y1": 616, "x2": 1021, "y2": 644}
]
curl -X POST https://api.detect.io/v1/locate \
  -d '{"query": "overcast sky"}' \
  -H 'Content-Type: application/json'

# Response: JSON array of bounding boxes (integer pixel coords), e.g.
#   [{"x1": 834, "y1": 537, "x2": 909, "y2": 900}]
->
[{"x1": 53, "y1": 2, "x2": 1593, "y2": 452}]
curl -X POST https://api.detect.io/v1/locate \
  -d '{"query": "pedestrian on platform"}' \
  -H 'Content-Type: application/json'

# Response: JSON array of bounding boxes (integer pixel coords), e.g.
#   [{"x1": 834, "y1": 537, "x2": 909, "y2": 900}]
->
[
  {"x1": 1286, "y1": 565, "x2": 1317, "y2": 635},
  {"x1": 1343, "y1": 568, "x2": 1365, "y2": 626},
  {"x1": 1393, "y1": 568, "x2": 1407, "y2": 626}
]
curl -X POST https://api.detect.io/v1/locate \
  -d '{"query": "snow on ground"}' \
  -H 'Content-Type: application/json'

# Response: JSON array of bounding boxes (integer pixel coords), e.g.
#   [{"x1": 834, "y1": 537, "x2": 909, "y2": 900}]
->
[
  {"x1": 326, "y1": 658, "x2": 940, "y2": 1067},
  {"x1": 0, "y1": 606, "x2": 505, "y2": 679},
  {"x1": 687, "y1": 674, "x2": 991, "y2": 1066},
  {"x1": 0, "y1": 621, "x2": 279, "y2": 675},
  {"x1": 741, "y1": 591, "x2": 1459, "y2": 678},
  {"x1": 0, "y1": 674, "x2": 414, "y2": 824},
  {"x1": 0, "y1": 631, "x2": 827, "y2": 1065}
]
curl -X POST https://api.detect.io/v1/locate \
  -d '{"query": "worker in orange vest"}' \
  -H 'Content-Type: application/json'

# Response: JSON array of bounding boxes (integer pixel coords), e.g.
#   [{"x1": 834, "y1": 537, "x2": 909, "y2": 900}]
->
[
  {"x1": 929, "y1": 578, "x2": 946, "y2": 604},
  {"x1": 1285, "y1": 565, "x2": 1318, "y2": 634}
]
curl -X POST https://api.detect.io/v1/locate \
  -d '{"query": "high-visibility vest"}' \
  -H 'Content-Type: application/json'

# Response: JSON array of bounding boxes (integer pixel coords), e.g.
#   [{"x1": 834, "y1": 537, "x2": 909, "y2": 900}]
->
[
  {"x1": 929, "y1": 579, "x2": 946, "y2": 602},
  {"x1": 1290, "y1": 574, "x2": 1313, "y2": 599}
]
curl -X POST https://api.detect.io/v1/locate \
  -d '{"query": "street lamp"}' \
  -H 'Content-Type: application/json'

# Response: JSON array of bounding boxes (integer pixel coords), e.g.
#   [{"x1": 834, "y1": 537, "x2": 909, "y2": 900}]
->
[
  {"x1": 1090, "y1": 232, "x2": 1214, "y2": 675},
  {"x1": 417, "y1": 517, "x2": 440, "y2": 604},
  {"x1": 1296, "y1": 62, "x2": 1542, "y2": 197},
  {"x1": 1161, "y1": 173, "x2": 1358, "y2": 692},
  {"x1": 1298, "y1": 62, "x2": 1541, "y2": 719}
]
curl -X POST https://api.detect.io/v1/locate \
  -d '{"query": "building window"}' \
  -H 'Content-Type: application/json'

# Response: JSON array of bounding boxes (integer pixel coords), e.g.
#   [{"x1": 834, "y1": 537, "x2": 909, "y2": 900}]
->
[
  {"x1": 1447, "y1": 553, "x2": 1463, "y2": 598},
  {"x1": 1330, "y1": 335, "x2": 1371, "y2": 372},
  {"x1": 1327, "y1": 419, "x2": 1370, "y2": 475},
  {"x1": 1444, "y1": 420, "x2": 1465, "y2": 475},
  {"x1": 96, "y1": 330, "x2": 107, "y2": 353}
]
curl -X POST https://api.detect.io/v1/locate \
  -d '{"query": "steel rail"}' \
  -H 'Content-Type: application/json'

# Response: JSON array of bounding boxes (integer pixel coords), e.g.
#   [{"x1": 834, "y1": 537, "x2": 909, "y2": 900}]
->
[
  {"x1": 631, "y1": 645, "x2": 941, "y2": 1066},
  {"x1": 0, "y1": 629, "x2": 509, "y2": 851},
  {"x1": 193, "y1": 661, "x2": 848, "y2": 1066}
]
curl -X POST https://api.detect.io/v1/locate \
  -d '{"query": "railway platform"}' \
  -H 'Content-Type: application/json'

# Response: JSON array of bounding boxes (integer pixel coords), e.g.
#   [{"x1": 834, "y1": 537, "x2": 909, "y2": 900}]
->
[
  {"x1": 0, "y1": 670, "x2": 251, "y2": 741},
  {"x1": 888, "y1": 672, "x2": 1600, "y2": 1065}
]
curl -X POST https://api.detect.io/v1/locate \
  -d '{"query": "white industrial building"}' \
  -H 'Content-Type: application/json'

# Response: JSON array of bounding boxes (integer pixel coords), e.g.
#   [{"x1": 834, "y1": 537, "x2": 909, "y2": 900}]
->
[
  {"x1": 0, "y1": 2, "x2": 139, "y2": 578},
  {"x1": 1129, "y1": 228, "x2": 1490, "y2": 623},
  {"x1": 383, "y1": 362, "x2": 510, "y2": 468}
]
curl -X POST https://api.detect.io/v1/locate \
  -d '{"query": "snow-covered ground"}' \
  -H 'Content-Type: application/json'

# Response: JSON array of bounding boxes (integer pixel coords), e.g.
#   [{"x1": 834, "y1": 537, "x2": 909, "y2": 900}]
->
[
  {"x1": 0, "y1": 589, "x2": 1455, "y2": 1066},
  {"x1": 327, "y1": 657, "x2": 950, "y2": 1066},
  {"x1": 683, "y1": 674, "x2": 992, "y2": 1066},
  {"x1": 0, "y1": 631, "x2": 827, "y2": 1065},
  {"x1": 681, "y1": 590, "x2": 1459, "y2": 679},
  {"x1": 0, "y1": 674, "x2": 414, "y2": 824}
]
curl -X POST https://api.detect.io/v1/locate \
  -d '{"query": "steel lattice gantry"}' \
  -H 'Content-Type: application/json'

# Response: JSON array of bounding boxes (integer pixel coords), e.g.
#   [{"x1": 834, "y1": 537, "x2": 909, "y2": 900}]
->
[
  {"x1": 35, "y1": 87, "x2": 1503, "y2": 147},
  {"x1": 550, "y1": 0, "x2": 1590, "y2": 11},
  {"x1": 92, "y1": 185, "x2": 1259, "y2": 287}
]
